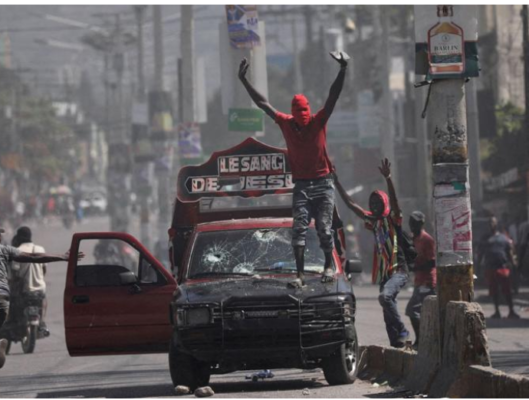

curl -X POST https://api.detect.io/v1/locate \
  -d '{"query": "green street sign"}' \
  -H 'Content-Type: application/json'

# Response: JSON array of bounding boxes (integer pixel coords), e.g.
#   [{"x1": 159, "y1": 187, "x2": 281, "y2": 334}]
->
[{"x1": 228, "y1": 108, "x2": 264, "y2": 132}]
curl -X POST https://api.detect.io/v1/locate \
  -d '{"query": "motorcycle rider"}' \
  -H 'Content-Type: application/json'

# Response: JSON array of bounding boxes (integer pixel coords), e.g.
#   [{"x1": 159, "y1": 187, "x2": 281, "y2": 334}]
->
[
  {"x1": 11, "y1": 226, "x2": 49, "y2": 336},
  {"x1": 0, "y1": 227, "x2": 84, "y2": 368}
]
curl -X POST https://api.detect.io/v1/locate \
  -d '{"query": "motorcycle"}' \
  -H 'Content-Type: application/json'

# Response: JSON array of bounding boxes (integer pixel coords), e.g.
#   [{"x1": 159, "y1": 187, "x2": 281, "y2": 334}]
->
[{"x1": 0, "y1": 292, "x2": 49, "y2": 354}]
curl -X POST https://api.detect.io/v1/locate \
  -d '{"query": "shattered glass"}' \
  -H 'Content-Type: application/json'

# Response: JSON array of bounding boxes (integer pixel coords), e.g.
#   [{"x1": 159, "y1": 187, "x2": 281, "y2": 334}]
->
[{"x1": 188, "y1": 228, "x2": 330, "y2": 278}]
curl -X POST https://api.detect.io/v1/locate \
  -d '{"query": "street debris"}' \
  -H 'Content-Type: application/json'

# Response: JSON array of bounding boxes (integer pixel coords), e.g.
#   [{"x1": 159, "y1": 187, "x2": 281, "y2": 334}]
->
[
  {"x1": 194, "y1": 386, "x2": 215, "y2": 397},
  {"x1": 175, "y1": 385, "x2": 191, "y2": 395},
  {"x1": 245, "y1": 369, "x2": 274, "y2": 382},
  {"x1": 302, "y1": 388, "x2": 310, "y2": 396}
]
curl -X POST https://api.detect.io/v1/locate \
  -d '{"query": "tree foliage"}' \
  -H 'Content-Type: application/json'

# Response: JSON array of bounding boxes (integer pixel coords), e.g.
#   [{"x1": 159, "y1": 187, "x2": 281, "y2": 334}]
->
[
  {"x1": 482, "y1": 102, "x2": 526, "y2": 175},
  {"x1": 0, "y1": 67, "x2": 75, "y2": 182}
]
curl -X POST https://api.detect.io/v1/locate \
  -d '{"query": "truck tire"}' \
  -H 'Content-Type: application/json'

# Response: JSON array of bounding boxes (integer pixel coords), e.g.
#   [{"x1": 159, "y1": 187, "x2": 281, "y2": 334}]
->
[
  {"x1": 321, "y1": 326, "x2": 359, "y2": 385},
  {"x1": 21, "y1": 325, "x2": 37, "y2": 354},
  {"x1": 169, "y1": 340, "x2": 210, "y2": 390}
]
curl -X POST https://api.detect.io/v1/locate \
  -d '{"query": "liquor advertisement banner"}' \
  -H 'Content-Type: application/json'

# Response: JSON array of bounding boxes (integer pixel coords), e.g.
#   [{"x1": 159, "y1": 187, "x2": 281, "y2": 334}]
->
[
  {"x1": 414, "y1": 5, "x2": 479, "y2": 80},
  {"x1": 225, "y1": 5, "x2": 260, "y2": 49}
]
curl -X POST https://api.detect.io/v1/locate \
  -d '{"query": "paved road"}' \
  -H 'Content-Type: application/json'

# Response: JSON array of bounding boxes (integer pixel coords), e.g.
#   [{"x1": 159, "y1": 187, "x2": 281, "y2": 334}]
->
[{"x1": 0, "y1": 215, "x2": 528, "y2": 398}]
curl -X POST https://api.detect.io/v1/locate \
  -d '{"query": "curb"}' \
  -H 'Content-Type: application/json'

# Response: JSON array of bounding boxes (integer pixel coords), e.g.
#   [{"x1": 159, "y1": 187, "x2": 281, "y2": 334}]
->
[{"x1": 359, "y1": 345, "x2": 529, "y2": 397}]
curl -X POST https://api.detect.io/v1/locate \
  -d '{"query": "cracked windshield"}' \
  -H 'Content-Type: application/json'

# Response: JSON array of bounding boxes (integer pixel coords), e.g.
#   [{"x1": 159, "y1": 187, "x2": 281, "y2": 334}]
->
[{"x1": 188, "y1": 228, "x2": 329, "y2": 278}]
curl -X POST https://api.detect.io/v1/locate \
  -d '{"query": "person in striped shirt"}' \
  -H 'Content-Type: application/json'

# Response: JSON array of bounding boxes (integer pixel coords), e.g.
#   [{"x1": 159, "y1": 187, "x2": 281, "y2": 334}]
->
[{"x1": 335, "y1": 159, "x2": 410, "y2": 348}]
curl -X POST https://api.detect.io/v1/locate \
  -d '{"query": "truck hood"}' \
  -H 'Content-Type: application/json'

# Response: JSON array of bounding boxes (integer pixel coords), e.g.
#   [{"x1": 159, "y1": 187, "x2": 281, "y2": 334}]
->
[{"x1": 177, "y1": 274, "x2": 353, "y2": 304}]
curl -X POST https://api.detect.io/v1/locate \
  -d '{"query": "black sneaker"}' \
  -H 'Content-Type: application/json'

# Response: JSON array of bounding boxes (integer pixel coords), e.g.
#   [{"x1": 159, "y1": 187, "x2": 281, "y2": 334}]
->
[{"x1": 490, "y1": 311, "x2": 502, "y2": 319}]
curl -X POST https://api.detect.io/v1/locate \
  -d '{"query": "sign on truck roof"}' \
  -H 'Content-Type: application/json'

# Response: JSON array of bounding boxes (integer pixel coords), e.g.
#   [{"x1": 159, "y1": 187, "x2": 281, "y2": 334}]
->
[{"x1": 177, "y1": 137, "x2": 294, "y2": 203}]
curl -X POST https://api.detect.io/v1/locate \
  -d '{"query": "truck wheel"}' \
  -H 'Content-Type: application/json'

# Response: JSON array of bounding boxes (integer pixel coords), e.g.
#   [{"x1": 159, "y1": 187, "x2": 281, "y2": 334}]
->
[
  {"x1": 169, "y1": 340, "x2": 210, "y2": 390},
  {"x1": 21, "y1": 325, "x2": 37, "y2": 354},
  {"x1": 322, "y1": 326, "x2": 359, "y2": 385}
]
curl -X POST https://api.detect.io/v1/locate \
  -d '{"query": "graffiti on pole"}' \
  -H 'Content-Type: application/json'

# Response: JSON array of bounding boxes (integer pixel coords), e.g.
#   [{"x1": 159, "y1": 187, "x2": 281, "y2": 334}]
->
[
  {"x1": 434, "y1": 184, "x2": 472, "y2": 254},
  {"x1": 414, "y1": 5, "x2": 479, "y2": 80},
  {"x1": 225, "y1": 5, "x2": 260, "y2": 49}
]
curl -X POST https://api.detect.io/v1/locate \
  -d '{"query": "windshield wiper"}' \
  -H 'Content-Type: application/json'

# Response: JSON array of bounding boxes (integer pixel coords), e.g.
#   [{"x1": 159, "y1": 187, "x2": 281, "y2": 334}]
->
[{"x1": 189, "y1": 271, "x2": 252, "y2": 279}]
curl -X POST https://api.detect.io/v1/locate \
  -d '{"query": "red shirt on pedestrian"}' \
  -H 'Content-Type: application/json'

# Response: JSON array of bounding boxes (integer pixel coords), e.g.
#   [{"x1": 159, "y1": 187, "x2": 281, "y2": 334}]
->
[
  {"x1": 413, "y1": 230, "x2": 436, "y2": 287},
  {"x1": 275, "y1": 109, "x2": 333, "y2": 180}
]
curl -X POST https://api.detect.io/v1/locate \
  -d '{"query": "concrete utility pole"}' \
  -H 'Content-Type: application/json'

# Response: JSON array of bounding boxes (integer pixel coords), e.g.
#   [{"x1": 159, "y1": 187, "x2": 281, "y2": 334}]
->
[
  {"x1": 466, "y1": 78, "x2": 483, "y2": 210},
  {"x1": 415, "y1": 80, "x2": 433, "y2": 224},
  {"x1": 181, "y1": 5, "x2": 195, "y2": 125},
  {"x1": 152, "y1": 4, "x2": 172, "y2": 264},
  {"x1": 430, "y1": 79, "x2": 473, "y2": 330},
  {"x1": 133, "y1": 5, "x2": 151, "y2": 247},
  {"x1": 523, "y1": 5, "x2": 529, "y2": 219},
  {"x1": 374, "y1": 5, "x2": 396, "y2": 182}
]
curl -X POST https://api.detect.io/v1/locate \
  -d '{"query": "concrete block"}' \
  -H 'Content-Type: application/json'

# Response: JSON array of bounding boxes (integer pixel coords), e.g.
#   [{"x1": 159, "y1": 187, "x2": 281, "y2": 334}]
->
[
  {"x1": 384, "y1": 348, "x2": 404, "y2": 378},
  {"x1": 520, "y1": 376, "x2": 529, "y2": 398},
  {"x1": 430, "y1": 302, "x2": 492, "y2": 397},
  {"x1": 405, "y1": 296, "x2": 440, "y2": 393},
  {"x1": 367, "y1": 345, "x2": 385, "y2": 372},
  {"x1": 401, "y1": 351, "x2": 416, "y2": 378},
  {"x1": 498, "y1": 373, "x2": 522, "y2": 398},
  {"x1": 458, "y1": 365, "x2": 500, "y2": 398}
]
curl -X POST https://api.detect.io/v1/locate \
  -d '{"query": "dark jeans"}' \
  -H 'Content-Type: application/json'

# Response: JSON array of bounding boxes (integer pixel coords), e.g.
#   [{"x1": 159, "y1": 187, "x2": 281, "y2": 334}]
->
[
  {"x1": 292, "y1": 176, "x2": 335, "y2": 252},
  {"x1": 379, "y1": 271, "x2": 409, "y2": 346},
  {"x1": 405, "y1": 285, "x2": 436, "y2": 320},
  {"x1": 0, "y1": 297, "x2": 9, "y2": 330}
]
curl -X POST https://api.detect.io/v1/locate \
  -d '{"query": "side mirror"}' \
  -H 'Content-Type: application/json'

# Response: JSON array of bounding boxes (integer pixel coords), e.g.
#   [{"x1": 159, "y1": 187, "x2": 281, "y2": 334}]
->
[
  {"x1": 345, "y1": 259, "x2": 363, "y2": 274},
  {"x1": 119, "y1": 271, "x2": 138, "y2": 285}
]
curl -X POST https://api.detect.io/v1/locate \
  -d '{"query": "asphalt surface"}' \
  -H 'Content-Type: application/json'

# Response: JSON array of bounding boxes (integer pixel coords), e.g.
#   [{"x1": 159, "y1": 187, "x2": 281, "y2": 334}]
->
[{"x1": 0, "y1": 215, "x2": 527, "y2": 398}]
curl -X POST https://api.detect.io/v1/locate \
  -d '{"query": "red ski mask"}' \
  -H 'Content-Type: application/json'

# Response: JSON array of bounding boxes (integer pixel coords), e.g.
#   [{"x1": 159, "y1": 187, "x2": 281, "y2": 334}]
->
[{"x1": 291, "y1": 94, "x2": 311, "y2": 127}]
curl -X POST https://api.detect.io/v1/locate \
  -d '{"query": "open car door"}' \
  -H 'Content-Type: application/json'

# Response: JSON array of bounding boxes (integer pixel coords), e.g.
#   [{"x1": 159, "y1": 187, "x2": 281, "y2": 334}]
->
[{"x1": 64, "y1": 232, "x2": 177, "y2": 356}]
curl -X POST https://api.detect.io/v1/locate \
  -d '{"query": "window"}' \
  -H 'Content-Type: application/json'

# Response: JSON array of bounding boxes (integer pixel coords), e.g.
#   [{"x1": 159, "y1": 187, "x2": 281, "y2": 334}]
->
[
  {"x1": 187, "y1": 227, "x2": 332, "y2": 279},
  {"x1": 75, "y1": 239, "x2": 140, "y2": 287}
]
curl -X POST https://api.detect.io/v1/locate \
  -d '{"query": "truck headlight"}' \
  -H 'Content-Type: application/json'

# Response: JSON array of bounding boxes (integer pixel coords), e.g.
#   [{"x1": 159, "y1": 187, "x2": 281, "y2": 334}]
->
[{"x1": 186, "y1": 308, "x2": 211, "y2": 325}]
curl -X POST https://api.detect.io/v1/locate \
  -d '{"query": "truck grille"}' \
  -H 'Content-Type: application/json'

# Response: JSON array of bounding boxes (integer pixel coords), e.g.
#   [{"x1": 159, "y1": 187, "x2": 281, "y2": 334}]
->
[{"x1": 179, "y1": 298, "x2": 352, "y2": 353}]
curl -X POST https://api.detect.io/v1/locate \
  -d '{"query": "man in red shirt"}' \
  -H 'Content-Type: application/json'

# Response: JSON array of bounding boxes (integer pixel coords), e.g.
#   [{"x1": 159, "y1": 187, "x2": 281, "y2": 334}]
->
[
  {"x1": 238, "y1": 53, "x2": 348, "y2": 287},
  {"x1": 405, "y1": 211, "x2": 436, "y2": 348}
]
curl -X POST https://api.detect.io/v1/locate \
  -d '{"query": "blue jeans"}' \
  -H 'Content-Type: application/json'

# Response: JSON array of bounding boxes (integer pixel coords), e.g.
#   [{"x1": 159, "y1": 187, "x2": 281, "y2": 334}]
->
[
  {"x1": 379, "y1": 271, "x2": 409, "y2": 346},
  {"x1": 291, "y1": 177, "x2": 335, "y2": 252}
]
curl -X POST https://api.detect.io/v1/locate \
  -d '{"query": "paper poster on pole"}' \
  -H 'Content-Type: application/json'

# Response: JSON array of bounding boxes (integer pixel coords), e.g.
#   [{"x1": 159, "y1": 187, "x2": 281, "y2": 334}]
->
[
  {"x1": 414, "y1": 5, "x2": 479, "y2": 80},
  {"x1": 435, "y1": 195, "x2": 472, "y2": 253},
  {"x1": 178, "y1": 122, "x2": 203, "y2": 159},
  {"x1": 225, "y1": 5, "x2": 260, "y2": 49}
]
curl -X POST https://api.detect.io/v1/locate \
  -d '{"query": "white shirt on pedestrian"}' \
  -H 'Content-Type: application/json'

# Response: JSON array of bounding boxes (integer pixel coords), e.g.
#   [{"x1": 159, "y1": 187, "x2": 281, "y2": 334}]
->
[{"x1": 11, "y1": 242, "x2": 46, "y2": 294}]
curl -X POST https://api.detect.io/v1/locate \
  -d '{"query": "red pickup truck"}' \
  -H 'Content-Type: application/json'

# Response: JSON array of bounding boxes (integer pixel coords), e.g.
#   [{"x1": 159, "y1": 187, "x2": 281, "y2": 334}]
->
[{"x1": 63, "y1": 138, "x2": 362, "y2": 390}]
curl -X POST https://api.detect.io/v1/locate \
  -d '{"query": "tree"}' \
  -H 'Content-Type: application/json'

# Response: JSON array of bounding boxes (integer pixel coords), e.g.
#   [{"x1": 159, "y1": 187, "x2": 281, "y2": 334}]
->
[{"x1": 482, "y1": 102, "x2": 525, "y2": 175}]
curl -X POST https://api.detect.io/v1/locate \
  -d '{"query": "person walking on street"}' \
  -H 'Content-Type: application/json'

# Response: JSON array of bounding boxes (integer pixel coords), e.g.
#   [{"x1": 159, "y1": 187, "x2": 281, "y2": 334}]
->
[
  {"x1": 238, "y1": 52, "x2": 348, "y2": 287},
  {"x1": 0, "y1": 227, "x2": 84, "y2": 368},
  {"x1": 335, "y1": 159, "x2": 410, "y2": 348},
  {"x1": 405, "y1": 211, "x2": 436, "y2": 348},
  {"x1": 478, "y1": 216, "x2": 520, "y2": 319},
  {"x1": 11, "y1": 226, "x2": 50, "y2": 335}
]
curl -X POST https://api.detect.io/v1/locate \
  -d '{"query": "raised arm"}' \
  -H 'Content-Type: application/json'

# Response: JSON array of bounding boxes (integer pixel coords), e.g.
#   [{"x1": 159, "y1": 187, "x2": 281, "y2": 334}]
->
[
  {"x1": 324, "y1": 52, "x2": 348, "y2": 117},
  {"x1": 238, "y1": 58, "x2": 277, "y2": 120},
  {"x1": 334, "y1": 173, "x2": 367, "y2": 219},
  {"x1": 379, "y1": 158, "x2": 401, "y2": 215},
  {"x1": 13, "y1": 250, "x2": 84, "y2": 264}
]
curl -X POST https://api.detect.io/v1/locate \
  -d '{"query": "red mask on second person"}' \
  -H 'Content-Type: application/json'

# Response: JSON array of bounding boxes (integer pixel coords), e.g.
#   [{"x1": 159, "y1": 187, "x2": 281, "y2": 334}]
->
[{"x1": 291, "y1": 94, "x2": 311, "y2": 127}]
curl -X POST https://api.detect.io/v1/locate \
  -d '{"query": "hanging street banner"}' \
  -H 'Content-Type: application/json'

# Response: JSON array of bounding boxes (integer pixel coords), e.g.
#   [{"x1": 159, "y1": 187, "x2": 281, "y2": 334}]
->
[
  {"x1": 225, "y1": 5, "x2": 260, "y2": 49},
  {"x1": 228, "y1": 108, "x2": 264, "y2": 132},
  {"x1": 178, "y1": 122, "x2": 203, "y2": 159},
  {"x1": 414, "y1": 5, "x2": 479, "y2": 80}
]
